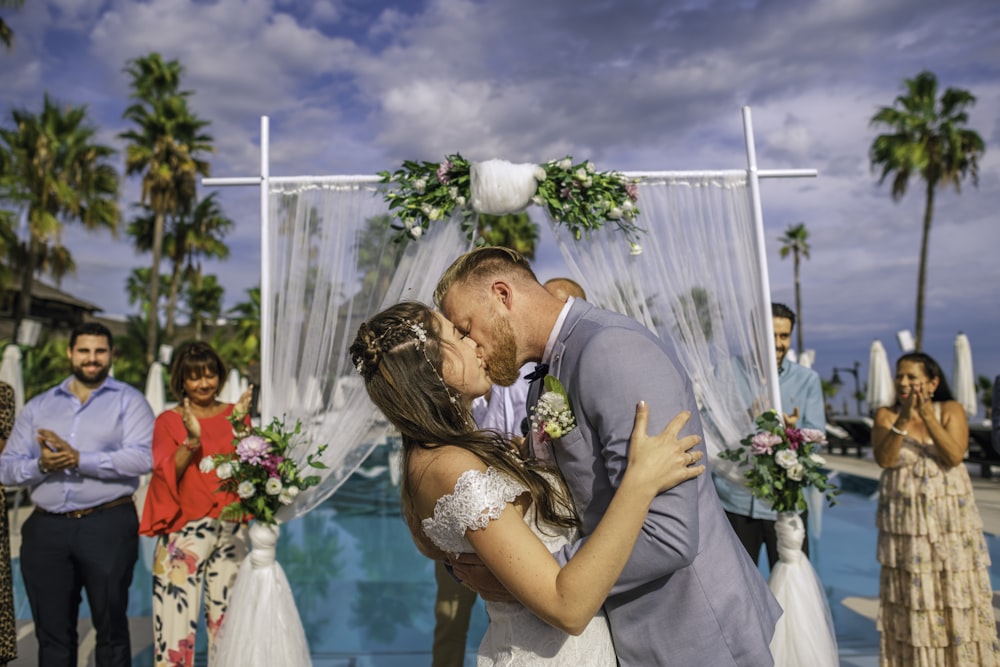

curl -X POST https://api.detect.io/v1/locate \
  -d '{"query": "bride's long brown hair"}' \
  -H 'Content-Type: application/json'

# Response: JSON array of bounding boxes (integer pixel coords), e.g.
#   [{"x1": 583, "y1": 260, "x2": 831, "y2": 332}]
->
[{"x1": 350, "y1": 301, "x2": 577, "y2": 534}]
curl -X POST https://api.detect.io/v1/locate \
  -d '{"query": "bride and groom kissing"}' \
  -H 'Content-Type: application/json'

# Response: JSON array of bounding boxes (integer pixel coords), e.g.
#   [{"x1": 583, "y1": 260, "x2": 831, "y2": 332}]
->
[{"x1": 351, "y1": 246, "x2": 781, "y2": 666}]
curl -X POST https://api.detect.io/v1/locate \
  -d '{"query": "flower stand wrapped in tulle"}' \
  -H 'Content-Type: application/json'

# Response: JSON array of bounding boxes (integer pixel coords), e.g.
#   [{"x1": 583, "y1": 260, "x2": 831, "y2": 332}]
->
[
  {"x1": 214, "y1": 522, "x2": 312, "y2": 666},
  {"x1": 719, "y1": 410, "x2": 840, "y2": 666},
  {"x1": 768, "y1": 512, "x2": 838, "y2": 667}
]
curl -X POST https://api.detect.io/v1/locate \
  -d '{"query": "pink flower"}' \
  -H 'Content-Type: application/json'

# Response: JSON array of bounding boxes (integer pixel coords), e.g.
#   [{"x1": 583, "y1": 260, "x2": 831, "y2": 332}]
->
[
  {"x1": 625, "y1": 181, "x2": 639, "y2": 201},
  {"x1": 785, "y1": 428, "x2": 805, "y2": 450},
  {"x1": 800, "y1": 428, "x2": 826, "y2": 445},
  {"x1": 261, "y1": 455, "x2": 285, "y2": 478},
  {"x1": 236, "y1": 435, "x2": 270, "y2": 465},
  {"x1": 437, "y1": 160, "x2": 453, "y2": 184},
  {"x1": 751, "y1": 432, "x2": 782, "y2": 455}
]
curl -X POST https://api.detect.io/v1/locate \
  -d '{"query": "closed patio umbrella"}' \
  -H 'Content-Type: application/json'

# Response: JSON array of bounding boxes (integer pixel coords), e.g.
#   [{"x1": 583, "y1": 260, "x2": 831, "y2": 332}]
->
[
  {"x1": 144, "y1": 361, "x2": 166, "y2": 416},
  {"x1": 0, "y1": 344, "x2": 24, "y2": 415},
  {"x1": 952, "y1": 332, "x2": 977, "y2": 418},
  {"x1": 867, "y1": 340, "x2": 894, "y2": 414}
]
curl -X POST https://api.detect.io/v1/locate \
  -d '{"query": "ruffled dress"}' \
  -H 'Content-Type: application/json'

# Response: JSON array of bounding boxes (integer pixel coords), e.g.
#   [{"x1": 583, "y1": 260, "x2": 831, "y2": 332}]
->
[
  {"x1": 876, "y1": 405, "x2": 1000, "y2": 666},
  {"x1": 422, "y1": 467, "x2": 616, "y2": 667}
]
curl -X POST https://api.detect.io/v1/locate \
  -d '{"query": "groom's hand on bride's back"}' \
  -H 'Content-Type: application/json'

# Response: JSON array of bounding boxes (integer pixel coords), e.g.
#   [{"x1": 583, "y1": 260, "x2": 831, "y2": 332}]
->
[{"x1": 448, "y1": 552, "x2": 518, "y2": 603}]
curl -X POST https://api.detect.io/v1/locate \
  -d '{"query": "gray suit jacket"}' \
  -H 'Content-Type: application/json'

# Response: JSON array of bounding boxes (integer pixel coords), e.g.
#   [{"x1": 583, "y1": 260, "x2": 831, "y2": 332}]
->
[{"x1": 539, "y1": 300, "x2": 781, "y2": 666}]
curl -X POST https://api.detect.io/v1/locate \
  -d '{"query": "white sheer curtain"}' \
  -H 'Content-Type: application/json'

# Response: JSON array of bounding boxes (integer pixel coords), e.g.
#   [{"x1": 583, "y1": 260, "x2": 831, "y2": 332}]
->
[
  {"x1": 216, "y1": 182, "x2": 472, "y2": 666},
  {"x1": 549, "y1": 174, "x2": 774, "y2": 476}
]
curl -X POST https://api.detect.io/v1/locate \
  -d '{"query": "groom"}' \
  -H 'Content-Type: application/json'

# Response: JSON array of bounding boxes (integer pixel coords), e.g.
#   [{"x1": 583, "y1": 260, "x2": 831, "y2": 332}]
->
[{"x1": 435, "y1": 247, "x2": 781, "y2": 666}]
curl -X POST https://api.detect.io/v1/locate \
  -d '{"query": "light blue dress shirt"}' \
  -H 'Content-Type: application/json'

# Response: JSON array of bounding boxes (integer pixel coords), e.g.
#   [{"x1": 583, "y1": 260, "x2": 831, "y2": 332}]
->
[
  {"x1": 0, "y1": 376, "x2": 154, "y2": 512},
  {"x1": 714, "y1": 356, "x2": 825, "y2": 520}
]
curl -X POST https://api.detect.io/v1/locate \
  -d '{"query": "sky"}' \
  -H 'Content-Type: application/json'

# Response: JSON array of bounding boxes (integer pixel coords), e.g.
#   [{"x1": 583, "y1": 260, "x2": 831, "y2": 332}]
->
[{"x1": 1, "y1": 0, "x2": 998, "y2": 418}]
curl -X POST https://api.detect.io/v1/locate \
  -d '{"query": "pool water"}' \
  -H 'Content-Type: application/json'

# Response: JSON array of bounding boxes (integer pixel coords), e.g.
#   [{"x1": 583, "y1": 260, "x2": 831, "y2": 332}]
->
[{"x1": 10, "y1": 450, "x2": 1000, "y2": 666}]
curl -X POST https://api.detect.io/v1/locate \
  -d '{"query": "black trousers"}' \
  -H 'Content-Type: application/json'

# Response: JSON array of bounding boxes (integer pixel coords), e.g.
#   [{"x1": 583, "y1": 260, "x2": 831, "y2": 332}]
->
[
  {"x1": 725, "y1": 510, "x2": 810, "y2": 569},
  {"x1": 20, "y1": 502, "x2": 138, "y2": 667}
]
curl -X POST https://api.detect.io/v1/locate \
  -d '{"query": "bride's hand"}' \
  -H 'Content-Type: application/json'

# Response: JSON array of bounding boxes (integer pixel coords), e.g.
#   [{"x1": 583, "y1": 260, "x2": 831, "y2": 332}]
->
[{"x1": 625, "y1": 402, "x2": 704, "y2": 495}]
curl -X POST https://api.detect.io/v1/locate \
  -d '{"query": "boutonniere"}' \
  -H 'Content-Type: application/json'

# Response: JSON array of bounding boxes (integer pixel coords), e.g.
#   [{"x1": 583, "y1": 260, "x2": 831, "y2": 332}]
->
[{"x1": 530, "y1": 375, "x2": 577, "y2": 444}]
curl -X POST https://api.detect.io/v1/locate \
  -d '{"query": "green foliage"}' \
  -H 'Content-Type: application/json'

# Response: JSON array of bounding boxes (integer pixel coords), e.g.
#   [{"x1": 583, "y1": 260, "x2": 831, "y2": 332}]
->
[
  {"x1": 718, "y1": 410, "x2": 838, "y2": 512},
  {"x1": 476, "y1": 212, "x2": 539, "y2": 259},
  {"x1": 21, "y1": 337, "x2": 68, "y2": 400},
  {"x1": 977, "y1": 375, "x2": 993, "y2": 416}
]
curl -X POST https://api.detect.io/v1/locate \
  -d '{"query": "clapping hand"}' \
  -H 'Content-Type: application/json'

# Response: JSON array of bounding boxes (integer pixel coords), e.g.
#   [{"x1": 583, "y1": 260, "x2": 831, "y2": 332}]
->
[
  {"x1": 37, "y1": 429, "x2": 79, "y2": 471},
  {"x1": 181, "y1": 398, "x2": 202, "y2": 440},
  {"x1": 783, "y1": 407, "x2": 800, "y2": 429}
]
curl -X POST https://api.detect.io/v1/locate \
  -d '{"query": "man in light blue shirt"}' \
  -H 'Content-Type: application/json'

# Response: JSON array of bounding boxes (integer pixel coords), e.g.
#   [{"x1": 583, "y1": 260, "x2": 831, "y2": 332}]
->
[
  {"x1": 0, "y1": 322, "x2": 153, "y2": 667},
  {"x1": 713, "y1": 303, "x2": 825, "y2": 567}
]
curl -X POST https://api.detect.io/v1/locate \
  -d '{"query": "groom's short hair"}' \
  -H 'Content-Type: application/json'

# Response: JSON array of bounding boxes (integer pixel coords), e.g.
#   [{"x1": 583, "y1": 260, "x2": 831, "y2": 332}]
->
[{"x1": 434, "y1": 246, "x2": 539, "y2": 308}]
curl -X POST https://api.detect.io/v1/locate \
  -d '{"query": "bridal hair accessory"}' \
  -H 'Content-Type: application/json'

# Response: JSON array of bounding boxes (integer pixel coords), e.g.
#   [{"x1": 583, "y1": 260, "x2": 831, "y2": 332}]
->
[
  {"x1": 378, "y1": 154, "x2": 642, "y2": 248},
  {"x1": 718, "y1": 410, "x2": 838, "y2": 512},
  {"x1": 354, "y1": 319, "x2": 464, "y2": 409},
  {"x1": 530, "y1": 375, "x2": 577, "y2": 445}
]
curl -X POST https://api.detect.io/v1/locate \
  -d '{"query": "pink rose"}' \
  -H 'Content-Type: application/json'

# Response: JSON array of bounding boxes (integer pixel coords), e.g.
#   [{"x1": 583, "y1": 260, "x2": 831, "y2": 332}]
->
[
  {"x1": 800, "y1": 428, "x2": 826, "y2": 445},
  {"x1": 785, "y1": 428, "x2": 805, "y2": 450},
  {"x1": 751, "y1": 432, "x2": 782, "y2": 455}
]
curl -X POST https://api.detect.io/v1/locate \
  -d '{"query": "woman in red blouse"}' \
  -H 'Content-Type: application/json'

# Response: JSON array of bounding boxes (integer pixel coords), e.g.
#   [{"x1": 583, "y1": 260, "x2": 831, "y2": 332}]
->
[{"x1": 140, "y1": 342, "x2": 252, "y2": 666}]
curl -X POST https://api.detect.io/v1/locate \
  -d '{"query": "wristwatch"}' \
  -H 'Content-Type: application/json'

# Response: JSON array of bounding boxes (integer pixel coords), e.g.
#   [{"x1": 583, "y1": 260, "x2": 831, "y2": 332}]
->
[{"x1": 37, "y1": 458, "x2": 50, "y2": 474}]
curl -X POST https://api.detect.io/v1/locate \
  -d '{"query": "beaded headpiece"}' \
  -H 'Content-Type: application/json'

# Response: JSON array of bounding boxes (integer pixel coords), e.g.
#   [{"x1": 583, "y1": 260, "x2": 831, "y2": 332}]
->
[{"x1": 355, "y1": 318, "x2": 465, "y2": 416}]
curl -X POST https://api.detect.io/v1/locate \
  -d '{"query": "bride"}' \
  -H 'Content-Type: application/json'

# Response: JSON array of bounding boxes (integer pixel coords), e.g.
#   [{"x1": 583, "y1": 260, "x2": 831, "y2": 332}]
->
[{"x1": 351, "y1": 301, "x2": 705, "y2": 665}]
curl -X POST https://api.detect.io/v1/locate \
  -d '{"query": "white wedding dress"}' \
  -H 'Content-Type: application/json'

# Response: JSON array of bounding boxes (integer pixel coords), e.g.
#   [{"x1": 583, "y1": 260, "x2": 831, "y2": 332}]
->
[{"x1": 422, "y1": 467, "x2": 616, "y2": 666}]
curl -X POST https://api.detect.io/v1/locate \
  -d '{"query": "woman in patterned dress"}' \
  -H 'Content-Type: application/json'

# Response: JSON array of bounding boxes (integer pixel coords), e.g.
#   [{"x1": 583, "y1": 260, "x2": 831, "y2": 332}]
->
[
  {"x1": 873, "y1": 352, "x2": 999, "y2": 666},
  {"x1": 0, "y1": 381, "x2": 16, "y2": 664},
  {"x1": 351, "y1": 302, "x2": 705, "y2": 666},
  {"x1": 139, "y1": 343, "x2": 252, "y2": 666}
]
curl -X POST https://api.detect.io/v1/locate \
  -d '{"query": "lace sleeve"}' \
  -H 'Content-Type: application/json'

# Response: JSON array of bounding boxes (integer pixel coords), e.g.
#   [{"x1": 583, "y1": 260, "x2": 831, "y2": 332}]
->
[{"x1": 421, "y1": 467, "x2": 527, "y2": 558}]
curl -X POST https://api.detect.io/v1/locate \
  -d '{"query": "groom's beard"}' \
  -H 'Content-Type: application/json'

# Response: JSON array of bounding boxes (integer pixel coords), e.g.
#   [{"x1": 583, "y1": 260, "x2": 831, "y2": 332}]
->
[{"x1": 485, "y1": 315, "x2": 520, "y2": 387}]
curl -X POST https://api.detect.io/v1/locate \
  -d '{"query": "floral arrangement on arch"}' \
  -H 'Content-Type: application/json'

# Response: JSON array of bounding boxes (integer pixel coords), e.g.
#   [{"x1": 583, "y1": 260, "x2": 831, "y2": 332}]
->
[
  {"x1": 718, "y1": 410, "x2": 838, "y2": 513},
  {"x1": 198, "y1": 415, "x2": 328, "y2": 524},
  {"x1": 377, "y1": 153, "x2": 642, "y2": 249}
]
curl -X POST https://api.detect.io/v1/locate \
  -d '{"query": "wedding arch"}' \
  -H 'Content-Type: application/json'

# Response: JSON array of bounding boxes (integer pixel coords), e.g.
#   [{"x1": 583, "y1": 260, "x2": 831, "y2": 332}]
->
[{"x1": 203, "y1": 107, "x2": 818, "y2": 664}]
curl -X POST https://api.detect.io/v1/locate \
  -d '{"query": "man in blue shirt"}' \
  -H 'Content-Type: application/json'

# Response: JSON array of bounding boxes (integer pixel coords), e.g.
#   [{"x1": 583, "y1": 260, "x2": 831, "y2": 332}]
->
[
  {"x1": 713, "y1": 303, "x2": 825, "y2": 567},
  {"x1": 0, "y1": 322, "x2": 153, "y2": 667}
]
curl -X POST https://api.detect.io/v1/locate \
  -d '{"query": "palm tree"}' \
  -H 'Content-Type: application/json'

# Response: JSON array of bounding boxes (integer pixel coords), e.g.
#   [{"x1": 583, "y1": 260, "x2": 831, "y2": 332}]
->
[
  {"x1": 0, "y1": 94, "x2": 119, "y2": 335},
  {"x1": 128, "y1": 192, "x2": 232, "y2": 337},
  {"x1": 869, "y1": 70, "x2": 985, "y2": 350},
  {"x1": 778, "y1": 222, "x2": 811, "y2": 354},
  {"x1": 0, "y1": 0, "x2": 25, "y2": 51},
  {"x1": 477, "y1": 212, "x2": 539, "y2": 259},
  {"x1": 120, "y1": 52, "x2": 213, "y2": 364}
]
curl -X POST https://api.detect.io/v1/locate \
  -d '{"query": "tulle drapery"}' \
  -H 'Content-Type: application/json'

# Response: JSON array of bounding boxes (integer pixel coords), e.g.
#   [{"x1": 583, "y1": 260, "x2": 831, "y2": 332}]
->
[
  {"x1": 216, "y1": 181, "x2": 472, "y2": 666},
  {"x1": 548, "y1": 173, "x2": 774, "y2": 478}
]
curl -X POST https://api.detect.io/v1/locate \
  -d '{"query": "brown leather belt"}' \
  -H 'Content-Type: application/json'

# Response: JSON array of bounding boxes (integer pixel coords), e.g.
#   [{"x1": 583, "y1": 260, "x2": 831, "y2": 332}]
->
[{"x1": 34, "y1": 495, "x2": 134, "y2": 519}]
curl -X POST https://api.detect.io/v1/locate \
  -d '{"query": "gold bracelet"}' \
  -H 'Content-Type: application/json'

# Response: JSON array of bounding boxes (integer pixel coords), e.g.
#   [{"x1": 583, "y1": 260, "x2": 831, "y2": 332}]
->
[
  {"x1": 890, "y1": 424, "x2": 907, "y2": 437},
  {"x1": 182, "y1": 437, "x2": 201, "y2": 451}
]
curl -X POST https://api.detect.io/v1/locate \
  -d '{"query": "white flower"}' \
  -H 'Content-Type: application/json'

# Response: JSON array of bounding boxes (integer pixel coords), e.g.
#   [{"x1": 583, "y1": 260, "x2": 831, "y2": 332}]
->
[
  {"x1": 409, "y1": 226, "x2": 423, "y2": 239},
  {"x1": 429, "y1": 207, "x2": 441, "y2": 221},
  {"x1": 534, "y1": 167, "x2": 547, "y2": 181},
  {"x1": 608, "y1": 207, "x2": 623, "y2": 220},
  {"x1": 421, "y1": 204, "x2": 432, "y2": 216},
  {"x1": 448, "y1": 186, "x2": 459, "y2": 199},
  {"x1": 531, "y1": 195, "x2": 544, "y2": 206},
  {"x1": 237, "y1": 481, "x2": 256, "y2": 499},
  {"x1": 403, "y1": 218, "x2": 414, "y2": 229},
  {"x1": 412, "y1": 178, "x2": 427, "y2": 193},
  {"x1": 558, "y1": 158, "x2": 572, "y2": 170},
  {"x1": 216, "y1": 462, "x2": 234, "y2": 480},
  {"x1": 629, "y1": 243, "x2": 643, "y2": 256},
  {"x1": 787, "y1": 463, "x2": 805, "y2": 481},
  {"x1": 278, "y1": 490, "x2": 294, "y2": 505},
  {"x1": 198, "y1": 457, "x2": 215, "y2": 473},
  {"x1": 585, "y1": 161, "x2": 596, "y2": 173},
  {"x1": 455, "y1": 196, "x2": 466, "y2": 207},
  {"x1": 265, "y1": 478, "x2": 283, "y2": 496},
  {"x1": 775, "y1": 449, "x2": 799, "y2": 469},
  {"x1": 287, "y1": 486, "x2": 301, "y2": 498},
  {"x1": 809, "y1": 453, "x2": 827, "y2": 466},
  {"x1": 574, "y1": 168, "x2": 587, "y2": 181},
  {"x1": 622, "y1": 200, "x2": 635, "y2": 211}
]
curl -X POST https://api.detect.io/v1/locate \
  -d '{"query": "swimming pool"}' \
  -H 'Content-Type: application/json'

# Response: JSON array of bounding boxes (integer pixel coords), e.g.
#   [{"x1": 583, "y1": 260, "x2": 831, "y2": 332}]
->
[{"x1": 10, "y1": 450, "x2": 999, "y2": 666}]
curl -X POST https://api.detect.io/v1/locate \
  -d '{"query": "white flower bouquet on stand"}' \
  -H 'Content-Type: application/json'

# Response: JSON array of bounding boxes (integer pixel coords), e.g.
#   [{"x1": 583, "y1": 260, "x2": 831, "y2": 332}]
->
[
  {"x1": 204, "y1": 416, "x2": 327, "y2": 666},
  {"x1": 719, "y1": 410, "x2": 840, "y2": 667}
]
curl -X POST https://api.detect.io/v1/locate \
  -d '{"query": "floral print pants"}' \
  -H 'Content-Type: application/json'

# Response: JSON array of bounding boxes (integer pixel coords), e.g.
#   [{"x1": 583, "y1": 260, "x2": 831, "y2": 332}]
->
[{"x1": 152, "y1": 517, "x2": 248, "y2": 667}]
